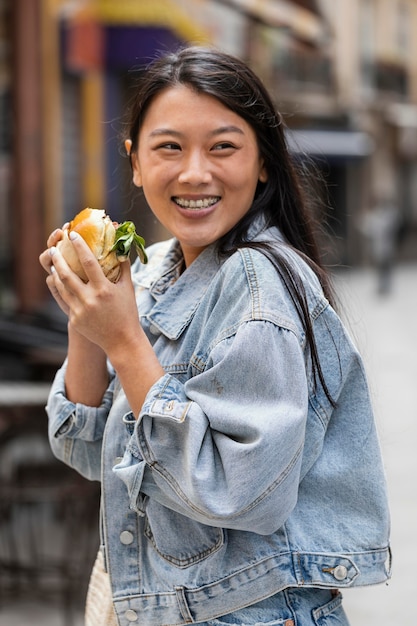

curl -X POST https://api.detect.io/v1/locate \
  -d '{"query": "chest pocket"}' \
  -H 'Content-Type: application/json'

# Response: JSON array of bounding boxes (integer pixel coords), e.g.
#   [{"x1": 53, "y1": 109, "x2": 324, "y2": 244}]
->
[{"x1": 144, "y1": 499, "x2": 224, "y2": 568}]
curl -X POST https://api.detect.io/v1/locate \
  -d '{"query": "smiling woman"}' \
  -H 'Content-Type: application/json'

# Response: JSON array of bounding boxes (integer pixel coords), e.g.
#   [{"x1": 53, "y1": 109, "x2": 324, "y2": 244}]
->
[
  {"x1": 126, "y1": 85, "x2": 267, "y2": 266},
  {"x1": 39, "y1": 46, "x2": 391, "y2": 626}
]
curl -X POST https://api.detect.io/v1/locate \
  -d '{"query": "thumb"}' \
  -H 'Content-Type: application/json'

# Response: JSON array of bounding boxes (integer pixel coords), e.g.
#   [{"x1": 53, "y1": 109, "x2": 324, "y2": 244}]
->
[{"x1": 118, "y1": 258, "x2": 132, "y2": 282}]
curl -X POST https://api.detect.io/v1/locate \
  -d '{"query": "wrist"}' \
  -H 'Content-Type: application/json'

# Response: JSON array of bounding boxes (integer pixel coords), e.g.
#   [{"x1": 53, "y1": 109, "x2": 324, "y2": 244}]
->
[
  {"x1": 65, "y1": 326, "x2": 109, "y2": 406},
  {"x1": 106, "y1": 329, "x2": 165, "y2": 416},
  {"x1": 68, "y1": 322, "x2": 106, "y2": 356},
  {"x1": 105, "y1": 327, "x2": 146, "y2": 372}
]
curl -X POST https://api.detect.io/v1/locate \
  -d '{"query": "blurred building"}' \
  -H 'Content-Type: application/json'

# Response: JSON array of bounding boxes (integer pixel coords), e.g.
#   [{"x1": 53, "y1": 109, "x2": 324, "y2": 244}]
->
[
  {"x1": 322, "y1": 0, "x2": 417, "y2": 265},
  {"x1": 0, "y1": 0, "x2": 416, "y2": 317},
  {"x1": 241, "y1": 0, "x2": 417, "y2": 265}
]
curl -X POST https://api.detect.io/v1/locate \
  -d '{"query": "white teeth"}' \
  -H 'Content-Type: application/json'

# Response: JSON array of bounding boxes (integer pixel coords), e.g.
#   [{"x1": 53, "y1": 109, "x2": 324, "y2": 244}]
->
[{"x1": 174, "y1": 197, "x2": 219, "y2": 209}]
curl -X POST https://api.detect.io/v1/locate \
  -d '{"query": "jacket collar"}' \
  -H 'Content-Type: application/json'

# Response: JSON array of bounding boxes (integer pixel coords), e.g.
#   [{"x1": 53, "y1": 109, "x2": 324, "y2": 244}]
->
[
  {"x1": 143, "y1": 215, "x2": 272, "y2": 340},
  {"x1": 145, "y1": 243, "x2": 221, "y2": 340}
]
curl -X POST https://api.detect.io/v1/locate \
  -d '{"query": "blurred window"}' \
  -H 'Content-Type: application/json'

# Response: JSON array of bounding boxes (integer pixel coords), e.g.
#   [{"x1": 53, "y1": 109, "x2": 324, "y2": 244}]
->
[
  {"x1": 396, "y1": 0, "x2": 410, "y2": 59},
  {"x1": 258, "y1": 25, "x2": 332, "y2": 93},
  {"x1": 359, "y1": 0, "x2": 375, "y2": 95}
]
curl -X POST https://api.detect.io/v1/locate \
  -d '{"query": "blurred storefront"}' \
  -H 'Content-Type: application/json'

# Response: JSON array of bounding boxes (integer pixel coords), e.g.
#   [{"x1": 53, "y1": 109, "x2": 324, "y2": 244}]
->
[
  {"x1": 0, "y1": 0, "x2": 248, "y2": 317},
  {"x1": 238, "y1": 0, "x2": 417, "y2": 266}
]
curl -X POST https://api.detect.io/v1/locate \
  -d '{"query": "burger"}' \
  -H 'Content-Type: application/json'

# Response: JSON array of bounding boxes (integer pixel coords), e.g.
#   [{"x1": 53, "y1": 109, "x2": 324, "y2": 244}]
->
[{"x1": 57, "y1": 207, "x2": 147, "y2": 283}]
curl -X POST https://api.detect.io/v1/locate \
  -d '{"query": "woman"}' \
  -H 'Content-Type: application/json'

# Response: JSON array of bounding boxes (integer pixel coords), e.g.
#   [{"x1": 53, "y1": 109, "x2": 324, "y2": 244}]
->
[{"x1": 39, "y1": 47, "x2": 390, "y2": 626}]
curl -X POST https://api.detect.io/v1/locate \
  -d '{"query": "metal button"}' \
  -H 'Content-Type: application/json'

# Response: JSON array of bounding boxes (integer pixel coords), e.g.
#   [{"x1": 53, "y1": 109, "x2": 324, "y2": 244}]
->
[
  {"x1": 333, "y1": 565, "x2": 348, "y2": 581},
  {"x1": 122, "y1": 412, "x2": 135, "y2": 424},
  {"x1": 114, "y1": 457, "x2": 123, "y2": 465},
  {"x1": 125, "y1": 609, "x2": 138, "y2": 621},
  {"x1": 120, "y1": 531, "x2": 134, "y2": 545},
  {"x1": 57, "y1": 415, "x2": 74, "y2": 435},
  {"x1": 149, "y1": 324, "x2": 159, "y2": 335}
]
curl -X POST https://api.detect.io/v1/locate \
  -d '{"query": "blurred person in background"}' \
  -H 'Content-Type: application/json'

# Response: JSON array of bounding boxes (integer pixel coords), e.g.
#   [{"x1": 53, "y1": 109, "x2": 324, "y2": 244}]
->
[
  {"x1": 39, "y1": 47, "x2": 391, "y2": 626},
  {"x1": 359, "y1": 196, "x2": 401, "y2": 295}
]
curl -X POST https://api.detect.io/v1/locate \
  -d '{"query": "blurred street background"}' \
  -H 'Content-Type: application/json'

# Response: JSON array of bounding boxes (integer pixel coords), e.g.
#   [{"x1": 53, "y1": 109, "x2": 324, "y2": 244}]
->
[{"x1": 0, "y1": 0, "x2": 416, "y2": 624}]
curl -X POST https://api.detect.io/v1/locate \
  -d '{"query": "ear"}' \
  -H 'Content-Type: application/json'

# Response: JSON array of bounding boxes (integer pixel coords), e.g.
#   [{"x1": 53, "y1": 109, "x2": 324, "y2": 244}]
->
[
  {"x1": 125, "y1": 139, "x2": 142, "y2": 187},
  {"x1": 259, "y1": 160, "x2": 268, "y2": 183}
]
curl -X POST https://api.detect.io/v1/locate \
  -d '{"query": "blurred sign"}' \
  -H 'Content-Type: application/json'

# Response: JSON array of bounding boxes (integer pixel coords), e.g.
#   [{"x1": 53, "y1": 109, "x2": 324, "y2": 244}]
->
[{"x1": 67, "y1": 18, "x2": 104, "y2": 72}]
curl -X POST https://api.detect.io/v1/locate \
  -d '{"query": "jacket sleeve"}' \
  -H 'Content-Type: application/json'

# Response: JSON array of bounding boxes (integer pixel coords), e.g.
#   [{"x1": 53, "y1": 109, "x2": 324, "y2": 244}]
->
[
  {"x1": 113, "y1": 319, "x2": 309, "y2": 534},
  {"x1": 46, "y1": 362, "x2": 115, "y2": 481}
]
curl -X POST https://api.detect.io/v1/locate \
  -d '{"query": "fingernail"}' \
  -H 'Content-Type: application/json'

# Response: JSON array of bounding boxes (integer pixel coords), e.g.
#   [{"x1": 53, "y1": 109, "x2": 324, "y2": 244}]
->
[
  {"x1": 69, "y1": 231, "x2": 78, "y2": 241},
  {"x1": 50, "y1": 265, "x2": 56, "y2": 274},
  {"x1": 49, "y1": 246, "x2": 56, "y2": 256}
]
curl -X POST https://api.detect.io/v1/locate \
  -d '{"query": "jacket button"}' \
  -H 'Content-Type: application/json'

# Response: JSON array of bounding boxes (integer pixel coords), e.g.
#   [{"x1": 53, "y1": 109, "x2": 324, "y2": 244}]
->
[
  {"x1": 333, "y1": 565, "x2": 348, "y2": 580},
  {"x1": 120, "y1": 531, "x2": 134, "y2": 545},
  {"x1": 125, "y1": 609, "x2": 138, "y2": 621}
]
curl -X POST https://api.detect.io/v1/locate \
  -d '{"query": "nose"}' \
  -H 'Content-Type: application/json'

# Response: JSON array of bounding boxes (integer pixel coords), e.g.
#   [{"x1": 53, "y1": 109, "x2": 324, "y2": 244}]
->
[{"x1": 178, "y1": 151, "x2": 212, "y2": 185}]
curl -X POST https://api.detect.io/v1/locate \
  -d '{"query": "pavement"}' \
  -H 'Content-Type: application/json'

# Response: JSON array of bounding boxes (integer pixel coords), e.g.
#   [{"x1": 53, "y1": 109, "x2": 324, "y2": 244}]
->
[
  {"x1": 334, "y1": 261, "x2": 417, "y2": 625},
  {"x1": 0, "y1": 602, "x2": 83, "y2": 626},
  {"x1": 0, "y1": 261, "x2": 416, "y2": 625}
]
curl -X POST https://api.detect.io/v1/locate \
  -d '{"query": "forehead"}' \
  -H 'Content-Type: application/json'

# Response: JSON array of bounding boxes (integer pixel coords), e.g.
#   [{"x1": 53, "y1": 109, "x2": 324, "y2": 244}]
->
[{"x1": 141, "y1": 85, "x2": 250, "y2": 132}]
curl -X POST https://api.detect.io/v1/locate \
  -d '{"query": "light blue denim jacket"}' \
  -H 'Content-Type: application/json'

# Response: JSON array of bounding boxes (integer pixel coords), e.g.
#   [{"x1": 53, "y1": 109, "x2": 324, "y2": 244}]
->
[{"x1": 46, "y1": 222, "x2": 391, "y2": 626}]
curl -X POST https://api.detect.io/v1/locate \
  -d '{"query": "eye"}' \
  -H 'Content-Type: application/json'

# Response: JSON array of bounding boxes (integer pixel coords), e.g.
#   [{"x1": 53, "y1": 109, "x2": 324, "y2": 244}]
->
[
  {"x1": 212, "y1": 142, "x2": 235, "y2": 151},
  {"x1": 157, "y1": 142, "x2": 181, "y2": 151}
]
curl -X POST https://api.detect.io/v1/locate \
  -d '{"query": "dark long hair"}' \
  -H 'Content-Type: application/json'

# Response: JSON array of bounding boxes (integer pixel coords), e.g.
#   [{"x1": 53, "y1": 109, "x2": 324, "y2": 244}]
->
[{"x1": 126, "y1": 46, "x2": 336, "y2": 405}]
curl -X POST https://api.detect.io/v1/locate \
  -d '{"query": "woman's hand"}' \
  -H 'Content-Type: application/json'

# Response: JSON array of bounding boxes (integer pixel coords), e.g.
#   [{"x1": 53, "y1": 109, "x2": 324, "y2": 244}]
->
[
  {"x1": 47, "y1": 231, "x2": 141, "y2": 358},
  {"x1": 40, "y1": 227, "x2": 164, "y2": 414}
]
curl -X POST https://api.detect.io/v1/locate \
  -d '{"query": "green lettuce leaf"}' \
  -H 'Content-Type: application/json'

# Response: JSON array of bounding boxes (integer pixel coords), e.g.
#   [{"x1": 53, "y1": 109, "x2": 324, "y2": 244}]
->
[{"x1": 111, "y1": 221, "x2": 148, "y2": 264}]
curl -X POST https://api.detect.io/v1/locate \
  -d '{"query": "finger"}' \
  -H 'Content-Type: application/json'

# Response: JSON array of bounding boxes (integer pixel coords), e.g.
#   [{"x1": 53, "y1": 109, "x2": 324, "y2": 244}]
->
[
  {"x1": 66, "y1": 231, "x2": 105, "y2": 284},
  {"x1": 49, "y1": 244, "x2": 83, "y2": 294},
  {"x1": 40, "y1": 227, "x2": 68, "y2": 274},
  {"x1": 46, "y1": 227, "x2": 65, "y2": 248},
  {"x1": 39, "y1": 248, "x2": 54, "y2": 274},
  {"x1": 118, "y1": 258, "x2": 132, "y2": 282},
  {"x1": 46, "y1": 272, "x2": 70, "y2": 315}
]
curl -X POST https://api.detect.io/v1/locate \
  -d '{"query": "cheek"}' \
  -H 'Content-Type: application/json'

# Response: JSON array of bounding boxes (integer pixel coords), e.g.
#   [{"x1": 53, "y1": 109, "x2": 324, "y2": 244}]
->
[
  {"x1": 136, "y1": 157, "x2": 174, "y2": 191},
  {"x1": 238, "y1": 156, "x2": 264, "y2": 185}
]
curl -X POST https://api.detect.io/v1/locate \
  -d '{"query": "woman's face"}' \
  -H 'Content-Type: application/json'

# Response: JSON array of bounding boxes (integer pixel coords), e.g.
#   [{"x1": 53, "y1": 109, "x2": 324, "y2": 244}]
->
[{"x1": 128, "y1": 85, "x2": 267, "y2": 267}]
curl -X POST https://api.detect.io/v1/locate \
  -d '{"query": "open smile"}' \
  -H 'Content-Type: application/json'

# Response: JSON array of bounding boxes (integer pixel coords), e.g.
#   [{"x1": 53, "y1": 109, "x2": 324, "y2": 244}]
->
[{"x1": 173, "y1": 196, "x2": 220, "y2": 210}]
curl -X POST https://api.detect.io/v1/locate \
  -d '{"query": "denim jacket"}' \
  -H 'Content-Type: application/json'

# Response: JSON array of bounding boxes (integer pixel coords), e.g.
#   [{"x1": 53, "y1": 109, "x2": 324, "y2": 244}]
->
[{"x1": 46, "y1": 222, "x2": 391, "y2": 626}]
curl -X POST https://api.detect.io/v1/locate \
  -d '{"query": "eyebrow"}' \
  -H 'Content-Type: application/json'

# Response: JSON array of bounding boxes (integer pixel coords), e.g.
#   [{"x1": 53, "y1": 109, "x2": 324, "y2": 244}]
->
[{"x1": 148, "y1": 125, "x2": 245, "y2": 137}]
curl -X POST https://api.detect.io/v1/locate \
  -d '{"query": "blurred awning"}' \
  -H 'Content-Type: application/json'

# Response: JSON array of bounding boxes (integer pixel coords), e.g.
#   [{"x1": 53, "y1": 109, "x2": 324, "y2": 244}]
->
[
  {"x1": 63, "y1": 0, "x2": 210, "y2": 72},
  {"x1": 216, "y1": 0, "x2": 328, "y2": 45},
  {"x1": 286, "y1": 129, "x2": 375, "y2": 160},
  {"x1": 62, "y1": 0, "x2": 209, "y2": 43}
]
